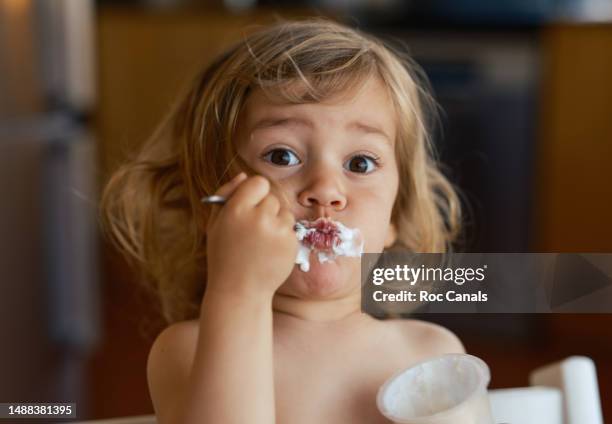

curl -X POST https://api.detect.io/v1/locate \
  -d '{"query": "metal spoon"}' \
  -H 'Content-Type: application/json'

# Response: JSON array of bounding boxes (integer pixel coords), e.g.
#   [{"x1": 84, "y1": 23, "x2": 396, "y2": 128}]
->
[{"x1": 201, "y1": 195, "x2": 227, "y2": 205}]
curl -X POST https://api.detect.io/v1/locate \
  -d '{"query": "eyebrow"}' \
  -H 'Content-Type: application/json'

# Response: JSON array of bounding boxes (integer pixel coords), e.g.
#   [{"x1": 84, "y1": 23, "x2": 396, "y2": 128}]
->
[
  {"x1": 251, "y1": 116, "x2": 392, "y2": 144},
  {"x1": 251, "y1": 117, "x2": 311, "y2": 132},
  {"x1": 349, "y1": 121, "x2": 392, "y2": 144}
]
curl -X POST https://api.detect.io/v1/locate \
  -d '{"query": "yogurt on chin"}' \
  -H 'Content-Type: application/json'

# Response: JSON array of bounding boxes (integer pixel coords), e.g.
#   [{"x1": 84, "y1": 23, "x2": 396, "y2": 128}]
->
[{"x1": 294, "y1": 217, "x2": 364, "y2": 272}]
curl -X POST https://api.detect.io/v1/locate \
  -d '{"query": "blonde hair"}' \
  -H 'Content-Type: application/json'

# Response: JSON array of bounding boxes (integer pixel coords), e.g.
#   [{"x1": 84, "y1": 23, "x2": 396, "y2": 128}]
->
[{"x1": 99, "y1": 17, "x2": 461, "y2": 325}]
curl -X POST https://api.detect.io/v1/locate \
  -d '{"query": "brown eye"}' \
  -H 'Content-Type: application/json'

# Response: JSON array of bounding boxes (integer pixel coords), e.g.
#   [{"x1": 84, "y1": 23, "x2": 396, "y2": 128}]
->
[
  {"x1": 263, "y1": 148, "x2": 300, "y2": 166},
  {"x1": 345, "y1": 155, "x2": 377, "y2": 174}
]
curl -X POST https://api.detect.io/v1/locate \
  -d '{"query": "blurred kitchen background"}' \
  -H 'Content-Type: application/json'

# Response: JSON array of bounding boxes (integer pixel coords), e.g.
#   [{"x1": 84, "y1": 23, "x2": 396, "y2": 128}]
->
[{"x1": 1, "y1": 0, "x2": 611, "y2": 421}]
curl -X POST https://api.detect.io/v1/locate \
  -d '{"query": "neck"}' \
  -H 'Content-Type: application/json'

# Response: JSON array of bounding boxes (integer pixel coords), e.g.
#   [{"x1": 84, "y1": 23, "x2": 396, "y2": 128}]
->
[{"x1": 272, "y1": 289, "x2": 368, "y2": 324}]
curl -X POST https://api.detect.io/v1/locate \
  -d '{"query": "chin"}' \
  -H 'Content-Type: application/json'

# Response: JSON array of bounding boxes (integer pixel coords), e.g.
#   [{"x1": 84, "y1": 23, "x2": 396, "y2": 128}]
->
[{"x1": 280, "y1": 254, "x2": 360, "y2": 300}]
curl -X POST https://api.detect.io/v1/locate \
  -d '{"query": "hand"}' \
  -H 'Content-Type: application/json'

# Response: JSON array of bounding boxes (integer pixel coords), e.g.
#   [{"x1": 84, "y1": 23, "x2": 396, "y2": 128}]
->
[{"x1": 205, "y1": 173, "x2": 298, "y2": 301}]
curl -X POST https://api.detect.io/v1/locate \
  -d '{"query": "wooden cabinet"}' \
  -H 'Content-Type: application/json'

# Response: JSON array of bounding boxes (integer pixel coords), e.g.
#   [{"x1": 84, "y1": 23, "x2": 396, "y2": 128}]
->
[{"x1": 535, "y1": 24, "x2": 612, "y2": 251}]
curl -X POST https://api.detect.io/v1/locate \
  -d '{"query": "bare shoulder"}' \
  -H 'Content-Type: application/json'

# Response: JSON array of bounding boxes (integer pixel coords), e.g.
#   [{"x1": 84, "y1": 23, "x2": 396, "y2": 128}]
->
[
  {"x1": 385, "y1": 318, "x2": 465, "y2": 356},
  {"x1": 147, "y1": 319, "x2": 199, "y2": 374},
  {"x1": 147, "y1": 319, "x2": 199, "y2": 423}
]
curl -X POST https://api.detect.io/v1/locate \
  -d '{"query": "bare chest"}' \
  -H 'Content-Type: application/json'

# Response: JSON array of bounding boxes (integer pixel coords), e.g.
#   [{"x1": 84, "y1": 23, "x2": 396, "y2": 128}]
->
[{"x1": 272, "y1": 327, "x2": 414, "y2": 424}]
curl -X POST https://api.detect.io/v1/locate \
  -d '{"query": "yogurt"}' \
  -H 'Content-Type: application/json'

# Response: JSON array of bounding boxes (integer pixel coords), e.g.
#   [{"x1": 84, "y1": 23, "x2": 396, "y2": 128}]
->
[{"x1": 294, "y1": 217, "x2": 364, "y2": 272}]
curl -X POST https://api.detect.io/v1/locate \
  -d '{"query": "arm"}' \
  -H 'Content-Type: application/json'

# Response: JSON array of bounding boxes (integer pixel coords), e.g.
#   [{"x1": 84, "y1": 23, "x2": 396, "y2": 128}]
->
[
  {"x1": 147, "y1": 174, "x2": 297, "y2": 424},
  {"x1": 184, "y1": 290, "x2": 275, "y2": 424},
  {"x1": 147, "y1": 295, "x2": 275, "y2": 424}
]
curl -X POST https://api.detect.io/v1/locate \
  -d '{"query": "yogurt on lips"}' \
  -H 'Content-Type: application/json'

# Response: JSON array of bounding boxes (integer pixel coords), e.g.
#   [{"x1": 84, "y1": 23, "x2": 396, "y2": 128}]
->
[{"x1": 294, "y1": 217, "x2": 364, "y2": 272}]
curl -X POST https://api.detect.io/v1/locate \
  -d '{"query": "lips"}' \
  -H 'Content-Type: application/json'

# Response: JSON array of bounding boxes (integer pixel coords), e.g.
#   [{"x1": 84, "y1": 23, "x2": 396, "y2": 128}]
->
[
  {"x1": 297, "y1": 218, "x2": 341, "y2": 251},
  {"x1": 294, "y1": 217, "x2": 364, "y2": 272}
]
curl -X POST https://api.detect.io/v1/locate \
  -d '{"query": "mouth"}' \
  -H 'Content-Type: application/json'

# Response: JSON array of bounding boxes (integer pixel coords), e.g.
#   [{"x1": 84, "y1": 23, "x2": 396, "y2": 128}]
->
[
  {"x1": 294, "y1": 217, "x2": 341, "y2": 251},
  {"x1": 293, "y1": 217, "x2": 364, "y2": 272}
]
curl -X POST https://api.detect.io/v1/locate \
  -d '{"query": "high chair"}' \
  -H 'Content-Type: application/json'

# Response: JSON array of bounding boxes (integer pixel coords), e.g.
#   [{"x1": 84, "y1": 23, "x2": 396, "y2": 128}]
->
[{"x1": 489, "y1": 356, "x2": 603, "y2": 424}]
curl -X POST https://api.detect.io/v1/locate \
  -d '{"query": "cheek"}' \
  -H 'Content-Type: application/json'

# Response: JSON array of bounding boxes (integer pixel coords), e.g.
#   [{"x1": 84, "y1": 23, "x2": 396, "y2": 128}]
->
[
  {"x1": 361, "y1": 217, "x2": 391, "y2": 252},
  {"x1": 352, "y1": 186, "x2": 397, "y2": 250}
]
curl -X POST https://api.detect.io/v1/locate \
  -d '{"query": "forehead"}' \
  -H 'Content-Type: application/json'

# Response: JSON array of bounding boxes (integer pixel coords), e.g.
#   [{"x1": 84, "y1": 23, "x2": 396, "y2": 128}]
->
[{"x1": 240, "y1": 76, "x2": 397, "y2": 141}]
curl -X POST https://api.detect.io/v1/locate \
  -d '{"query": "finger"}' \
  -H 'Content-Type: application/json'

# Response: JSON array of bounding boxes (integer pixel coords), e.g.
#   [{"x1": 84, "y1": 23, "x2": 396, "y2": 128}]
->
[
  {"x1": 214, "y1": 172, "x2": 248, "y2": 198},
  {"x1": 227, "y1": 175, "x2": 270, "y2": 210},
  {"x1": 207, "y1": 172, "x2": 247, "y2": 224},
  {"x1": 257, "y1": 194, "x2": 280, "y2": 216}
]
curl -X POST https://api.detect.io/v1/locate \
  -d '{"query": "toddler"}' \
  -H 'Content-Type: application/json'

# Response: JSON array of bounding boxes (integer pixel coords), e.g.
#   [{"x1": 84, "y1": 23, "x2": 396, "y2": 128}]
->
[{"x1": 101, "y1": 17, "x2": 464, "y2": 424}]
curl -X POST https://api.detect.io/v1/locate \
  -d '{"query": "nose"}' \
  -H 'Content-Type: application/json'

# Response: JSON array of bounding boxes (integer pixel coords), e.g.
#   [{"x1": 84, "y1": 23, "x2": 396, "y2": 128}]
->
[{"x1": 297, "y1": 169, "x2": 347, "y2": 213}]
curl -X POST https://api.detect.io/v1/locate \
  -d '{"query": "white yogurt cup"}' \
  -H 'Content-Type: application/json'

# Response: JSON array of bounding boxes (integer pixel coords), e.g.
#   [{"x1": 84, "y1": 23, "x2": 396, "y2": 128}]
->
[{"x1": 377, "y1": 354, "x2": 494, "y2": 424}]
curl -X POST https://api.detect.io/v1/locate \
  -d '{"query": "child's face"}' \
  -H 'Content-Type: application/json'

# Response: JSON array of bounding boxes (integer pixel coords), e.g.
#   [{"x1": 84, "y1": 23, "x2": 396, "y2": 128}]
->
[{"x1": 236, "y1": 76, "x2": 399, "y2": 299}]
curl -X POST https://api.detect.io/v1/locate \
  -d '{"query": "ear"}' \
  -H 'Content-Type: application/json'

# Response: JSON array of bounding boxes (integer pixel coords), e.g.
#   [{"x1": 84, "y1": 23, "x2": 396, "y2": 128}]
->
[{"x1": 384, "y1": 222, "x2": 397, "y2": 248}]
